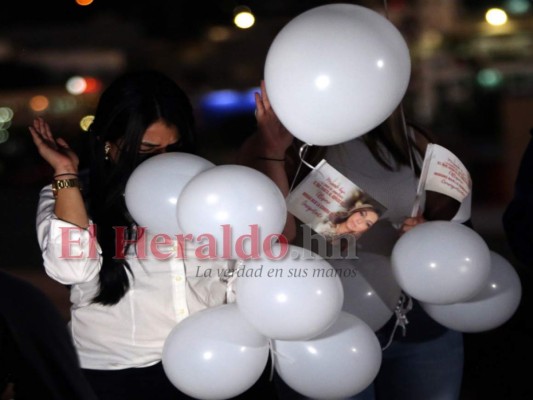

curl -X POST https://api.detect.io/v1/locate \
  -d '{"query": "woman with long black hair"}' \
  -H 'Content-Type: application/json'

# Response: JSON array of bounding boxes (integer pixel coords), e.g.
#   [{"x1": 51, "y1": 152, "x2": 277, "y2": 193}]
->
[{"x1": 30, "y1": 70, "x2": 231, "y2": 400}]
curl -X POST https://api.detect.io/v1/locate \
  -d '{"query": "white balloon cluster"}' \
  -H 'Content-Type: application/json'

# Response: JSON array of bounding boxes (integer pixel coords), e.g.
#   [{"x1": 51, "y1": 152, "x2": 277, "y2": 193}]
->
[
  {"x1": 160, "y1": 243, "x2": 384, "y2": 399},
  {"x1": 234, "y1": 245, "x2": 382, "y2": 398},
  {"x1": 125, "y1": 154, "x2": 287, "y2": 258},
  {"x1": 124, "y1": 154, "x2": 385, "y2": 398},
  {"x1": 391, "y1": 221, "x2": 522, "y2": 333},
  {"x1": 123, "y1": 1, "x2": 523, "y2": 398}
]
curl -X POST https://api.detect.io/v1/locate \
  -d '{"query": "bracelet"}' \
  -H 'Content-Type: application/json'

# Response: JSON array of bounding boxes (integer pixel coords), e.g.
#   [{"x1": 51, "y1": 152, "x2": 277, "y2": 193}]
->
[
  {"x1": 257, "y1": 156, "x2": 285, "y2": 162},
  {"x1": 54, "y1": 172, "x2": 79, "y2": 179}
]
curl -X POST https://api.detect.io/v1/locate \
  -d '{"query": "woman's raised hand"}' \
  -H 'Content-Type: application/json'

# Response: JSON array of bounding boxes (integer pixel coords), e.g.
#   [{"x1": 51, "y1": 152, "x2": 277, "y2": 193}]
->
[
  {"x1": 255, "y1": 80, "x2": 293, "y2": 158},
  {"x1": 29, "y1": 117, "x2": 79, "y2": 175}
]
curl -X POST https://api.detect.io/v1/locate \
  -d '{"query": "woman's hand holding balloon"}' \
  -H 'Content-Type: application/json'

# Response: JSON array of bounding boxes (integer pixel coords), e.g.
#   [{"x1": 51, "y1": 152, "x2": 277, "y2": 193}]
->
[
  {"x1": 399, "y1": 214, "x2": 426, "y2": 235},
  {"x1": 254, "y1": 80, "x2": 294, "y2": 159}
]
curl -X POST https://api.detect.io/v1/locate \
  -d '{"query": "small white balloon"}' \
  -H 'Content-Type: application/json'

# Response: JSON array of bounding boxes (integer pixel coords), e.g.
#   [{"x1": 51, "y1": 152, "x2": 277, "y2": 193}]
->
[
  {"x1": 176, "y1": 165, "x2": 287, "y2": 259},
  {"x1": 265, "y1": 4, "x2": 411, "y2": 146},
  {"x1": 331, "y1": 252, "x2": 401, "y2": 331},
  {"x1": 391, "y1": 221, "x2": 491, "y2": 304},
  {"x1": 274, "y1": 312, "x2": 382, "y2": 399},
  {"x1": 125, "y1": 153, "x2": 214, "y2": 236},
  {"x1": 235, "y1": 244, "x2": 344, "y2": 340},
  {"x1": 420, "y1": 251, "x2": 522, "y2": 333},
  {"x1": 162, "y1": 304, "x2": 270, "y2": 400}
]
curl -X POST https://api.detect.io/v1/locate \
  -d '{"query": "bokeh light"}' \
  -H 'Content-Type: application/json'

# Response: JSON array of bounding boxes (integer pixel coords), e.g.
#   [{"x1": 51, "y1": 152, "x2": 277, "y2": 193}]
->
[
  {"x1": 207, "y1": 26, "x2": 232, "y2": 42},
  {"x1": 66, "y1": 76, "x2": 87, "y2": 95},
  {"x1": 29, "y1": 95, "x2": 50, "y2": 112},
  {"x1": 485, "y1": 8, "x2": 508, "y2": 26},
  {"x1": 80, "y1": 115, "x2": 95, "y2": 132},
  {"x1": 234, "y1": 6, "x2": 255, "y2": 29},
  {"x1": 477, "y1": 68, "x2": 503, "y2": 89},
  {"x1": 505, "y1": 0, "x2": 530, "y2": 14},
  {"x1": 0, "y1": 129, "x2": 9, "y2": 144},
  {"x1": 0, "y1": 107, "x2": 14, "y2": 124}
]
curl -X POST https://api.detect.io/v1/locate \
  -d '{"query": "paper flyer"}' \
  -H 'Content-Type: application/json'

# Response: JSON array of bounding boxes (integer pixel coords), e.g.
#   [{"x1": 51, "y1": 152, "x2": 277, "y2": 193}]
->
[{"x1": 286, "y1": 160, "x2": 386, "y2": 243}]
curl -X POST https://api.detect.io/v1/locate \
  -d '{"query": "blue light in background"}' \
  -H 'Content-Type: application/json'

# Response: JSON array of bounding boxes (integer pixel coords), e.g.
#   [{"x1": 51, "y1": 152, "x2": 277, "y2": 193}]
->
[{"x1": 199, "y1": 87, "x2": 259, "y2": 116}]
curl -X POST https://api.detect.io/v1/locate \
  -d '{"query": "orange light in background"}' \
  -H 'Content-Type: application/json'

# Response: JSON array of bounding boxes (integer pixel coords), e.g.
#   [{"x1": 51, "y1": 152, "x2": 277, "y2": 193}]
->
[
  {"x1": 29, "y1": 95, "x2": 49, "y2": 112},
  {"x1": 207, "y1": 26, "x2": 232, "y2": 42},
  {"x1": 76, "y1": 0, "x2": 93, "y2": 6}
]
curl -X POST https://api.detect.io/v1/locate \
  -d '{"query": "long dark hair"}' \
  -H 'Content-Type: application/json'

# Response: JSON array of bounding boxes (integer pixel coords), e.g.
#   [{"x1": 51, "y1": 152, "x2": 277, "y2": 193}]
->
[
  {"x1": 361, "y1": 107, "x2": 432, "y2": 177},
  {"x1": 288, "y1": 107, "x2": 432, "y2": 184},
  {"x1": 88, "y1": 70, "x2": 196, "y2": 305}
]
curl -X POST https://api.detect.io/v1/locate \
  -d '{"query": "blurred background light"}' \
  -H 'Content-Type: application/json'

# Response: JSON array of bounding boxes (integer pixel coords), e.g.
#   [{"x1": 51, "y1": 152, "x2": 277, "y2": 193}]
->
[
  {"x1": 80, "y1": 115, "x2": 95, "y2": 131},
  {"x1": 75, "y1": 0, "x2": 94, "y2": 6},
  {"x1": 505, "y1": 0, "x2": 531, "y2": 14},
  {"x1": 0, "y1": 107, "x2": 14, "y2": 123},
  {"x1": 207, "y1": 26, "x2": 232, "y2": 42},
  {"x1": 234, "y1": 6, "x2": 255, "y2": 29},
  {"x1": 485, "y1": 8, "x2": 508, "y2": 26},
  {"x1": 0, "y1": 129, "x2": 9, "y2": 144},
  {"x1": 66, "y1": 76, "x2": 87, "y2": 95},
  {"x1": 29, "y1": 95, "x2": 49, "y2": 112},
  {"x1": 200, "y1": 87, "x2": 258, "y2": 114},
  {"x1": 477, "y1": 68, "x2": 503, "y2": 88}
]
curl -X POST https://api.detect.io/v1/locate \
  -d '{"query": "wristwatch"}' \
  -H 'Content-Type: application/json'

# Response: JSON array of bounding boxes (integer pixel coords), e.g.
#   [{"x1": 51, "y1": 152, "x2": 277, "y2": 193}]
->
[{"x1": 51, "y1": 178, "x2": 81, "y2": 198}]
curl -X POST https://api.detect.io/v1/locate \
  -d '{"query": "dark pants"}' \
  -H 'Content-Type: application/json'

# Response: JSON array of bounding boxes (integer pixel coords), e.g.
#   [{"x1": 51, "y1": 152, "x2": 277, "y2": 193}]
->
[{"x1": 84, "y1": 357, "x2": 279, "y2": 400}]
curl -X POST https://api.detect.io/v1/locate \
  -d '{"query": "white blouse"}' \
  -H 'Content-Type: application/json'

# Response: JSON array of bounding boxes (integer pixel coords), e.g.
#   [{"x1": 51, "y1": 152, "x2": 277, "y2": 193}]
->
[{"x1": 36, "y1": 185, "x2": 232, "y2": 370}]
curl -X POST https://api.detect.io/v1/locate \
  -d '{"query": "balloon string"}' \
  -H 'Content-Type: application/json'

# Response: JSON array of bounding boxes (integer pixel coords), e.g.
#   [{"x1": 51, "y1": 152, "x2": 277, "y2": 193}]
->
[
  {"x1": 268, "y1": 339, "x2": 276, "y2": 382},
  {"x1": 381, "y1": 292, "x2": 413, "y2": 351},
  {"x1": 223, "y1": 259, "x2": 243, "y2": 304},
  {"x1": 288, "y1": 143, "x2": 314, "y2": 193},
  {"x1": 268, "y1": 340, "x2": 298, "y2": 382},
  {"x1": 382, "y1": 0, "x2": 389, "y2": 19}
]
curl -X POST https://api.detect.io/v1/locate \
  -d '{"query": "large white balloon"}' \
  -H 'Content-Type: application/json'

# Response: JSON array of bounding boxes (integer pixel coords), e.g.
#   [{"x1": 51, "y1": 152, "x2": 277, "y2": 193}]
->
[
  {"x1": 264, "y1": 4, "x2": 411, "y2": 146},
  {"x1": 420, "y1": 251, "x2": 522, "y2": 333},
  {"x1": 162, "y1": 304, "x2": 270, "y2": 400},
  {"x1": 391, "y1": 221, "x2": 491, "y2": 304},
  {"x1": 273, "y1": 312, "x2": 382, "y2": 399},
  {"x1": 176, "y1": 165, "x2": 287, "y2": 259},
  {"x1": 331, "y1": 252, "x2": 401, "y2": 331},
  {"x1": 125, "y1": 153, "x2": 214, "y2": 236},
  {"x1": 235, "y1": 244, "x2": 344, "y2": 340}
]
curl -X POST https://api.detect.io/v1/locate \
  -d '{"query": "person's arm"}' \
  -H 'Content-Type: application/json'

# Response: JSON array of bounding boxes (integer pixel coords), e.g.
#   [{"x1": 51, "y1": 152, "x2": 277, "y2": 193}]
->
[
  {"x1": 236, "y1": 81, "x2": 296, "y2": 242},
  {"x1": 31, "y1": 118, "x2": 101, "y2": 284},
  {"x1": 399, "y1": 125, "x2": 463, "y2": 234},
  {"x1": 29, "y1": 117, "x2": 89, "y2": 229}
]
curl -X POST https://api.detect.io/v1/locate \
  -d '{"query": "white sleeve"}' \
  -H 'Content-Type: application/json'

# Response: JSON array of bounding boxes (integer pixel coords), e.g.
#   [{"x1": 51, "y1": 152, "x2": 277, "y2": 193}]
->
[{"x1": 36, "y1": 185, "x2": 102, "y2": 285}]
